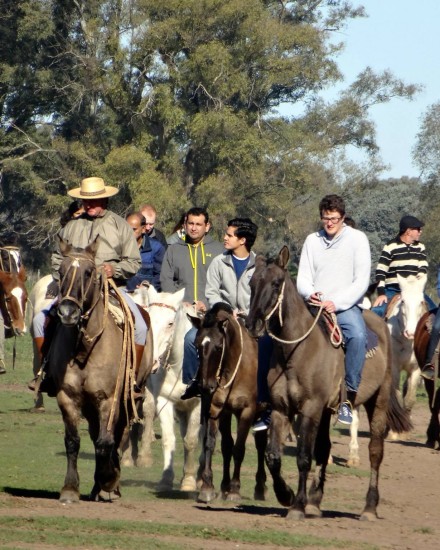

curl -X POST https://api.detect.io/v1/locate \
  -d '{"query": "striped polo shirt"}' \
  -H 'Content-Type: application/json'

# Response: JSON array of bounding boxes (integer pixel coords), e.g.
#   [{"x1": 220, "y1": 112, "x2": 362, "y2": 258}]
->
[{"x1": 375, "y1": 236, "x2": 428, "y2": 295}]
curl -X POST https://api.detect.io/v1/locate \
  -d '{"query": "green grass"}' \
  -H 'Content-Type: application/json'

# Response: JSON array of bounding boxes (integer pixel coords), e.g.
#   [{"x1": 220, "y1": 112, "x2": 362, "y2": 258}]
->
[{"x1": 0, "y1": 335, "x2": 398, "y2": 549}]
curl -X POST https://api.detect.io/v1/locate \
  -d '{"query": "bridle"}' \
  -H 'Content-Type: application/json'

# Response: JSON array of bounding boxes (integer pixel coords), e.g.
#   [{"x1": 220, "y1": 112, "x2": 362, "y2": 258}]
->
[
  {"x1": 59, "y1": 254, "x2": 97, "y2": 315},
  {"x1": 148, "y1": 301, "x2": 179, "y2": 369},
  {"x1": 213, "y1": 316, "x2": 243, "y2": 391},
  {"x1": 263, "y1": 277, "x2": 341, "y2": 347}
]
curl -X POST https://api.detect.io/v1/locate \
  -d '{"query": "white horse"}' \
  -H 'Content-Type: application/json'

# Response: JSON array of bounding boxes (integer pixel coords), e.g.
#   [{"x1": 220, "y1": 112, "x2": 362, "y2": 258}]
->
[
  {"x1": 386, "y1": 272, "x2": 428, "y2": 438},
  {"x1": 27, "y1": 274, "x2": 54, "y2": 410},
  {"x1": 128, "y1": 284, "x2": 202, "y2": 492}
]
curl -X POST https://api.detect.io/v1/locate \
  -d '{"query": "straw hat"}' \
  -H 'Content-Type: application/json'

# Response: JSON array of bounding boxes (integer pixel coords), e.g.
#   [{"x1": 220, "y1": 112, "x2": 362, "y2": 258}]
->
[{"x1": 67, "y1": 177, "x2": 119, "y2": 199}]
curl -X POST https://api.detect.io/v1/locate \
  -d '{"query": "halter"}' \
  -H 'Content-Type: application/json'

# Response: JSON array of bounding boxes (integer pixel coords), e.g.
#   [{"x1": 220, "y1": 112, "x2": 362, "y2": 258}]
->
[
  {"x1": 264, "y1": 278, "x2": 341, "y2": 347},
  {"x1": 214, "y1": 316, "x2": 244, "y2": 390},
  {"x1": 58, "y1": 255, "x2": 97, "y2": 314}
]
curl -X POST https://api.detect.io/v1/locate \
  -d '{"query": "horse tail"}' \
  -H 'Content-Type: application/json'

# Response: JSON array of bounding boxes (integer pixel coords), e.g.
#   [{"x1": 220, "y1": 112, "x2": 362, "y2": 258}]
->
[{"x1": 386, "y1": 388, "x2": 413, "y2": 433}]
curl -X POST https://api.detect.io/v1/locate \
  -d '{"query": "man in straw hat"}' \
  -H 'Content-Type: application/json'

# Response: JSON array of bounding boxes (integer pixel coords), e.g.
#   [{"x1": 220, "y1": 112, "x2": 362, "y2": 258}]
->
[{"x1": 30, "y1": 177, "x2": 147, "y2": 396}]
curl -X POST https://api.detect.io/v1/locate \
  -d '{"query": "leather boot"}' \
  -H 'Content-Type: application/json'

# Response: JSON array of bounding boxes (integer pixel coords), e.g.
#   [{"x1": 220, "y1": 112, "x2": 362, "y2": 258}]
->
[
  {"x1": 28, "y1": 337, "x2": 45, "y2": 391},
  {"x1": 132, "y1": 343, "x2": 145, "y2": 399}
]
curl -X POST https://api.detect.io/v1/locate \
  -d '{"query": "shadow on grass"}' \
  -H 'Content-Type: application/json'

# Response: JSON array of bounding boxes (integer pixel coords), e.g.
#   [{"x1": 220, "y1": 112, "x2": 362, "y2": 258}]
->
[
  {"x1": 2, "y1": 486, "x2": 92, "y2": 502},
  {"x1": 194, "y1": 503, "x2": 360, "y2": 521}
]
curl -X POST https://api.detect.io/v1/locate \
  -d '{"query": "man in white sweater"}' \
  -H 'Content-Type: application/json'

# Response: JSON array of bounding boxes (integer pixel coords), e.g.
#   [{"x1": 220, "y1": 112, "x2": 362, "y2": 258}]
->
[{"x1": 297, "y1": 194, "x2": 371, "y2": 424}]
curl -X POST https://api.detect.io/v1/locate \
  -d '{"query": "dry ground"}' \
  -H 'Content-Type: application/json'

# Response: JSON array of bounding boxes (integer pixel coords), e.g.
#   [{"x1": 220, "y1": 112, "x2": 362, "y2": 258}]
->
[{"x1": 0, "y1": 400, "x2": 438, "y2": 550}]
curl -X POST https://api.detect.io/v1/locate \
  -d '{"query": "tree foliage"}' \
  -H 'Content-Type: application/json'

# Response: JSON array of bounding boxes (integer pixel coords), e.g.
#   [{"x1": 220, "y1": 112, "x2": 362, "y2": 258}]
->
[{"x1": 0, "y1": 0, "x2": 419, "y2": 270}]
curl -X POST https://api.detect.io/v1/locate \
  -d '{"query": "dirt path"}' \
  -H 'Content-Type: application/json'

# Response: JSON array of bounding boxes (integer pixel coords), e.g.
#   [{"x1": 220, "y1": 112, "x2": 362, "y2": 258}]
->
[{"x1": 0, "y1": 400, "x2": 438, "y2": 550}]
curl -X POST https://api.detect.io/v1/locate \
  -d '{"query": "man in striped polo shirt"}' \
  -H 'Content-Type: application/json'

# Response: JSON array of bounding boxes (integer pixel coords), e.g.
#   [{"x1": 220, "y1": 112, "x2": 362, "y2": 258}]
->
[{"x1": 371, "y1": 215, "x2": 434, "y2": 317}]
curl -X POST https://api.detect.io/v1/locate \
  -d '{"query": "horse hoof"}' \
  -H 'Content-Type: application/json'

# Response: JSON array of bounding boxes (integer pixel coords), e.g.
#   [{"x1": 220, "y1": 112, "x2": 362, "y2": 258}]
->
[
  {"x1": 121, "y1": 457, "x2": 134, "y2": 468},
  {"x1": 254, "y1": 487, "x2": 267, "y2": 501},
  {"x1": 93, "y1": 489, "x2": 121, "y2": 502},
  {"x1": 197, "y1": 489, "x2": 217, "y2": 503},
  {"x1": 157, "y1": 480, "x2": 173, "y2": 492},
  {"x1": 305, "y1": 504, "x2": 322, "y2": 517},
  {"x1": 59, "y1": 489, "x2": 80, "y2": 504},
  {"x1": 224, "y1": 492, "x2": 241, "y2": 502},
  {"x1": 347, "y1": 458, "x2": 360, "y2": 468},
  {"x1": 180, "y1": 477, "x2": 197, "y2": 492},
  {"x1": 136, "y1": 455, "x2": 153, "y2": 468},
  {"x1": 360, "y1": 511, "x2": 378, "y2": 522},
  {"x1": 286, "y1": 508, "x2": 305, "y2": 521}
]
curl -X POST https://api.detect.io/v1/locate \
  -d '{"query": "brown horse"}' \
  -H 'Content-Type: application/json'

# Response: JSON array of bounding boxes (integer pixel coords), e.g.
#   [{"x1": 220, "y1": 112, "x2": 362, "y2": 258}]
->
[
  {"x1": 193, "y1": 302, "x2": 267, "y2": 503},
  {"x1": 414, "y1": 311, "x2": 440, "y2": 448},
  {"x1": 0, "y1": 247, "x2": 27, "y2": 338},
  {"x1": 245, "y1": 247, "x2": 412, "y2": 521},
  {"x1": 46, "y1": 238, "x2": 152, "y2": 503}
]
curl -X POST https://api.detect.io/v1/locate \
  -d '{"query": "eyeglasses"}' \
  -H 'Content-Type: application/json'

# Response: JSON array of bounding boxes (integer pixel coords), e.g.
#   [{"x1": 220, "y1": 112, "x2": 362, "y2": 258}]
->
[{"x1": 321, "y1": 216, "x2": 341, "y2": 224}]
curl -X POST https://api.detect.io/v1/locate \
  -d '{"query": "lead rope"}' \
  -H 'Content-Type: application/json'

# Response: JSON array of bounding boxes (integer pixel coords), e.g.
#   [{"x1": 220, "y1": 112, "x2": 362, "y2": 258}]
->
[
  {"x1": 106, "y1": 278, "x2": 139, "y2": 431},
  {"x1": 264, "y1": 279, "x2": 341, "y2": 347},
  {"x1": 216, "y1": 317, "x2": 244, "y2": 390}
]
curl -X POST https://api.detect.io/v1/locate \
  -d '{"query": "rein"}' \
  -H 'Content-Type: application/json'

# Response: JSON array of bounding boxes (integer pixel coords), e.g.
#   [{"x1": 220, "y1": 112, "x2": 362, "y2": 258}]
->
[
  {"x1": 215, "y1": 316, "x2": 243, "y2": 390},
  {"x1": 264, "y1": 279, "x2": 341, "y2": 347}
]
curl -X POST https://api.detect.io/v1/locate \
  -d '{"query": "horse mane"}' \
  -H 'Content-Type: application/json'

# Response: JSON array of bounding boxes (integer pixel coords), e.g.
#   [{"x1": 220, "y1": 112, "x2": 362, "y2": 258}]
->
[{"x1": 203, "y1": 302, "x2": 234, "y2": 328}]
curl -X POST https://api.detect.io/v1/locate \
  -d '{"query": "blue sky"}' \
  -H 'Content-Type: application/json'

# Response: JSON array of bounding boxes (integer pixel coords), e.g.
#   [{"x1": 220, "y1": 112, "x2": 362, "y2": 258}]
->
[{"x1": 330, "y1": 0, "x2": 440, "y2": 178}]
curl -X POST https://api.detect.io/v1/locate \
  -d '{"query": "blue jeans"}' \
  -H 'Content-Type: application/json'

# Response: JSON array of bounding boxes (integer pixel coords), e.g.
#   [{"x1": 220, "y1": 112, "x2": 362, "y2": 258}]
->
[
  {"x1": 336, "y1": 306, "x2": 367, "y2": 393},
  {"x1": 182, "y1": 326, "x2": 199, "y2": 384},
  {"x1": 257, "y1": 332, "x2": 273, "y2": 404}
]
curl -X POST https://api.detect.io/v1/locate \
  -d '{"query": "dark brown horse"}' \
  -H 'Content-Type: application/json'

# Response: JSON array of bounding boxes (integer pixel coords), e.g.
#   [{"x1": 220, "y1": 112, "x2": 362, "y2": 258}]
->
[
  {"x1": 414, "y1": 311, "x2": 440, "y2": 448},
  {"x1": 46, "y1": 238, "x2": 152, "y2": 503},
  {"x1": 245, "y1": 247, "x2": 412, "y2": 521},
  {"x1": 0, "y1": 247, "x2": 27, "y2": 338},
  {"x1": 193, "y1": 303, "x2": 267, "y2": 503}
]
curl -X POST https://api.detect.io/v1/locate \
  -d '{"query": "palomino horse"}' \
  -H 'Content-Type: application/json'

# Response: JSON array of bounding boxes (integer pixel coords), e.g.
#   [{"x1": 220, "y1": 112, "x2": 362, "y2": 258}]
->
[
  {"x1": 45, "y1": 239, "x2": 152, "y2": 502},
  {"x1": 192, "y1": 303, "x2": 267, "y2": 503},
  {"x1": 0, "y1": 247, "x2": 27, "y2": 338},
  {"x1": 245, "y1": 247, "x2": 412, "y2": 521},
  {"x1": 129, "y1": 283, "x2": 202, "y2": 492},
  {"x1": 384, "y1": 273, "x2": 428, "y2": 438},
  {"x1": 414, "y1": 311, "x2": 440, "y2": 448}
]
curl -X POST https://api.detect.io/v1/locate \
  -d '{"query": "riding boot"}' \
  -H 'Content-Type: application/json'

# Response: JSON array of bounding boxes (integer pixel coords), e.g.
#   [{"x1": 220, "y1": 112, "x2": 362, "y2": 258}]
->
[
  {"x1": 347, "y1": 390, "x2": 357, "y2": 408},
  {"x1": 28, "y1": 337, "x2": 45, "y2": 391},
  {"x1": 181, "y1": 372, "x2": 201, "y2": 400},
  {"x1": 132, "y1": 343, "x2": 145, "y2": 399}
]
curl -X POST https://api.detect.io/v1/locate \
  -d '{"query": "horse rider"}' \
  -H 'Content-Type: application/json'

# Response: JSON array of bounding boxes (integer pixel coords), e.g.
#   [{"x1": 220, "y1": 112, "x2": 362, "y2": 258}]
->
[
  {"x1": 125, "y1": 212, "x2": 166, "y2": 292},
  {"x1": 160, "y1": 206, "x2": 224, "y2": 396},
  {"x1": 297, "y1": 194, "x2": 371, "y2": 425},
  {"x1": 30, "y1": 177, "x2": 147, "y2": 395},
  {"x1": 371, "y1": 215, "x2": 435, "y2": 318},
  {"x1": 180, "y1": 218, "x2": 260, "y2": 402}
]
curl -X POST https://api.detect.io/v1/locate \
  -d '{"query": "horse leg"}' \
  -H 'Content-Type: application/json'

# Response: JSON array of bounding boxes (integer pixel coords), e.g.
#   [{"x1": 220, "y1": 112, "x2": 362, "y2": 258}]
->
[
  {"x1": 57, "y1": 394, "x2": 81, "y2": 503},
  {"x1": 156, "y1": 396, "x2": 176, "y2": 491},
  {"x1": 425, "y1": 383, "x2": 440, "y2": 449},
  {"x1": 177, "y1": 402, "x2": 201, "y2": 491},
  {"x1": 361, "y1": 394, "x2": 387, "y2": 521},
  {"x1": 286, "y1": 413, "x2": 318, "y2": 520},
  {"x1": 218, "y1": 411, "x2": 235, "y2": 500},
  {"x1": 253, "y1": 428, "x2": 268, "y2": 501},
  {"x1": 266, "y1": 409, "x2": 295, "y2": 509},
  {"x1": 88, "y1": 402, "x2": 121, "y2": 502},
  {"x1": 135, "y1": 387, "x2": 155, "y2": 467},
  {"x1": 306, "y1": 410, "x2": 331, "y2": 517},
  {"x1": 198, "y1": 415, "x2": 219, "y2": 503},
  {"x1": 225, "y1": 408, "x2": 254, "y2": 502},
  {"x1": 347, "y1": 406, "x2": 360, "y2": 467}
]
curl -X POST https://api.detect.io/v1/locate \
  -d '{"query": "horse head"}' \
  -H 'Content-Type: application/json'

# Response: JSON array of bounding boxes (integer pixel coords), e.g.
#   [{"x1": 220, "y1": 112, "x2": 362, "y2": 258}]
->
[
  {"x1": 57, "y1": 237, "x2": 99, "y2": 327},
  {"x1": 246, "y1": 246, "x2": 290, "y2": 337},
  {"x1": 0, "y1": 266, "x2": 28, "y2": 336},
  {"x1": 394, "y1": 273, "x2": 428, "y2": 340},
  {"x1": 195, "y1": 303, "x2": 236, "y2": 394}
]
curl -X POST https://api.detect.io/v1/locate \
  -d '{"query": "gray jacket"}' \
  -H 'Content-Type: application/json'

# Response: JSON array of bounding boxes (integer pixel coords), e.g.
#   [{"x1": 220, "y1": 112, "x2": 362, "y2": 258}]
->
[
  {"x1": 160, "y1": 234, "x2": 224, "y2": 305},
  {"x1": 205, "y1": 251, "x2": 256, "y2": 314}
]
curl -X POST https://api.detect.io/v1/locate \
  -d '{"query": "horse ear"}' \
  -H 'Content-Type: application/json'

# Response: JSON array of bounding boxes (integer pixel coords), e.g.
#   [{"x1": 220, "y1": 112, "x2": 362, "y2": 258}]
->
[
  {"x1": 85, "y1": 236, "x2": 100, "y2": 257},
  {"x1": 187, "y1": 314, "x2": 203, "y2": 329},
  {"x1": 220, "y1": 318, "x2": 230, "y2": 332},
  {"x1": 277, "y1": 246, "x2": 290, "y2": 269},
  {"x1": 255, "y1": 254, "x2": 266, "y2": 269},
  {"x1": 58, "y1": 237, "x2": 72, "y2": 257}
]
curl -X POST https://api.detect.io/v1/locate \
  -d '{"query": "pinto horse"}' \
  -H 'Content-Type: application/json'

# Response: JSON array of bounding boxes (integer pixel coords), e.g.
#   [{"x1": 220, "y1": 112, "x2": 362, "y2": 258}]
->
[
  {"x1": 245, "y1": 247, "x2": 412, "y2": 521},
  {"x1": 414, "y1": 311, "x2": 440, "y2": 448},
  {"x1": 193, "y1": 303, "x2": 267, "y2": 503},
  {"x1": 0, "y1": 247, "x2": 27, "y2": 338},
  {"x1": 46, "y1": 238, "x2": 152, "y2": 503}
]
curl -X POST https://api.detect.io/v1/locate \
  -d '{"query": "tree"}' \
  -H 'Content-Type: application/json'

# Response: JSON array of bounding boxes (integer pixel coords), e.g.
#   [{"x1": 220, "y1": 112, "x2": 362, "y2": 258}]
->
[{"x1": 0, "y1": 1, "x2": 420, "y2": 270}]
